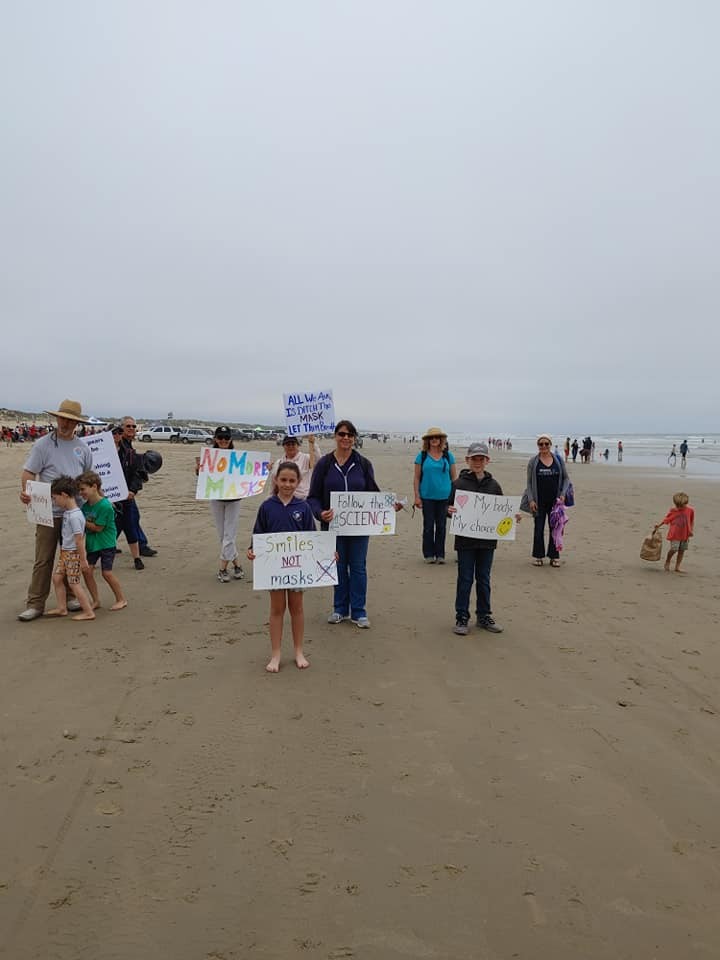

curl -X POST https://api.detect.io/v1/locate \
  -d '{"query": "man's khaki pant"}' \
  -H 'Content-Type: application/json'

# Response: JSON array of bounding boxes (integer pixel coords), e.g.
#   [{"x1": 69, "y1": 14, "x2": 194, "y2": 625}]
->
[{"x1": 26, "y1": 517, "x2": 63, "y2": 611}]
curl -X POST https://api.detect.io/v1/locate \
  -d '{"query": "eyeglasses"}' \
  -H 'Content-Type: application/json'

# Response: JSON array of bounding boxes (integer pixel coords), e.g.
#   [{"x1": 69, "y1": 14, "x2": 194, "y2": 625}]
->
[
  {"x1": 538, "y1": 441, "x2": 550, "y2": 447},
  {"x1": 336, "y1": 432, "x2": 354, "y2": 438},
  {"x1": 125, "y1": 425, "x2": 137, "y2": 429}
]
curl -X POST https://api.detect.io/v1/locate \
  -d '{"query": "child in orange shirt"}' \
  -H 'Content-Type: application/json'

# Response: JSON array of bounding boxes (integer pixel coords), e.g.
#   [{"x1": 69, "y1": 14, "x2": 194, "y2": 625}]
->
[{"x1": 654, "y1": 492, "x2": 695, "y2": 573}]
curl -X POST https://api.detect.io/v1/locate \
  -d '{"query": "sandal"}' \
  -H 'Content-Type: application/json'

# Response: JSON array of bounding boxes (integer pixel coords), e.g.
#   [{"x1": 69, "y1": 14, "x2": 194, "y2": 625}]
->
[
  {"x1": 532, "y1": 559, "x2": 543, "y2": 566},
  {"x1": 550, "y1": 559, "x2": 560, "y2": 568}
]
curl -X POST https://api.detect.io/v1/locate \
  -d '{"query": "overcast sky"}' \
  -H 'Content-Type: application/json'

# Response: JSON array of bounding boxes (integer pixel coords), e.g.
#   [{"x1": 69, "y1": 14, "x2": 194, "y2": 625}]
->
[{"x1": 2, "y1": 1, "x2": 718, "y2": 433}]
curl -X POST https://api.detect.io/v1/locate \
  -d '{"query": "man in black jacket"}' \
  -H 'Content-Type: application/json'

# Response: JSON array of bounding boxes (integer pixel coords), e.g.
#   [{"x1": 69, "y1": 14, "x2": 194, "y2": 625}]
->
[
  {"x1": 448, "y1": 442, "x2": 504, "y2": 636},
  {"x1": 116, "y1": 417, "x2": 154, "y2": 569}
]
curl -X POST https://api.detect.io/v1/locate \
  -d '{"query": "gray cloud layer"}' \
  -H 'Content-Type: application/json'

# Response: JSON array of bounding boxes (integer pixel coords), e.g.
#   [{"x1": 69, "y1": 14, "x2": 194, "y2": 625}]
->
[{"x1": 2, "y1": 1, "x2": 718, "y2": 431}]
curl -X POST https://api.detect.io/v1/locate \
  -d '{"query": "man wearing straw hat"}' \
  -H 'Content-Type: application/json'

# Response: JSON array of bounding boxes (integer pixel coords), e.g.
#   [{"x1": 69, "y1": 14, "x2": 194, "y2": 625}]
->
[{"x1": 18, "y1": 399, "x2": 94, "y2": 621}]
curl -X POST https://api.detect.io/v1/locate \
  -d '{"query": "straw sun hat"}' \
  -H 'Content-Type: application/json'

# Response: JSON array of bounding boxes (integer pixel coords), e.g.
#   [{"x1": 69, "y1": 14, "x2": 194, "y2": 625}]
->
[
  {"x1": 422, "y1": 427, "x2": 447, "y2": 440},
  {"x1": 45, "y1": 399, "x2": 89, "y2": 422}
]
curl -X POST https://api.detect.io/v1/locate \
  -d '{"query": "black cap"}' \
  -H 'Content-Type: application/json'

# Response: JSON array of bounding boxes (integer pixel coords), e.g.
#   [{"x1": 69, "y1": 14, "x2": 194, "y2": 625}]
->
[
  {"x1": 282, "y1": 435, "x2": 301, "y2": 445},
  {"x1": 214, "y1": 425, "x2": 232, "y2": 440},
  {"x1": 111, "y1": 425, "x2": 123, "y2": 436}
]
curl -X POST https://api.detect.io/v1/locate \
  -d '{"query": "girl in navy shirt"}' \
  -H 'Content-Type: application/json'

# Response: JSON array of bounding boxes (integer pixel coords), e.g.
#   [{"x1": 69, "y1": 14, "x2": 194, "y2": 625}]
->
[{"x1": 247, "y1": 461, "x2": 316, "y2": 672}]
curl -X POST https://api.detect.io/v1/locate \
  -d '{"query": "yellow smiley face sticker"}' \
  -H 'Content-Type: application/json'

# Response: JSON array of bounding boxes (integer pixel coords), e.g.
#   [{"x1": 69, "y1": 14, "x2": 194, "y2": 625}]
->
[{"x1": 496, "y1": 517, "x2": 513, "y2": 537}]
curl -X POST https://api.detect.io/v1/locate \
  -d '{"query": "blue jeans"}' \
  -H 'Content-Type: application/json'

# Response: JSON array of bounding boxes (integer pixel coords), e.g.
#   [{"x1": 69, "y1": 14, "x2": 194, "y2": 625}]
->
[
  {"x1": 421, "y1": 498, "x2": 449, "y2": 559},
  {"x1": 334, "y1": 536, "x2": 369, "y2": 620},
  {"x1": 532, "y1": 503, "x2": 559, "y2": 560},
  {"x1": 115, "y1": 498, "x2": 141, "y2": 545},
  {"x1": 455, "y1": 548, "x2": 495, "y2": 621}
]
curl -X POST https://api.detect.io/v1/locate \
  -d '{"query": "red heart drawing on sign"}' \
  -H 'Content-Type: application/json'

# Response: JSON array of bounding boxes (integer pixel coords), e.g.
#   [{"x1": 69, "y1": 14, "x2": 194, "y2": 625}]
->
[{"x1": 456, "y1": 494, "x2": 468, "y2": 507}]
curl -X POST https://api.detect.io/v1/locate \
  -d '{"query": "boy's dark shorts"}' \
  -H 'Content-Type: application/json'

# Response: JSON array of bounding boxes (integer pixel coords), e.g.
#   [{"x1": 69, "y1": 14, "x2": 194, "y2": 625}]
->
[{"x1": 87, "y1": 548, "x2": 116, "y2": 571}]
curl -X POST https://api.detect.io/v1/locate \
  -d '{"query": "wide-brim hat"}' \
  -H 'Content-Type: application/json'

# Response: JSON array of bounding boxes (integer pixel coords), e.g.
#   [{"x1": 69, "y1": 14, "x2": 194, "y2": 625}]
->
[
  {"x1": 423, "y1": 426, "x2": 447, "y2": 440},
  {"x1": 45, "y1": 399, "x2": 89, "y2": 423}
]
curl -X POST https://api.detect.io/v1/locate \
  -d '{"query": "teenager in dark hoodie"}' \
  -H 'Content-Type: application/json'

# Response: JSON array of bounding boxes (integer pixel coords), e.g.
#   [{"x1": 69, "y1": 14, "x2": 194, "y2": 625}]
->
[{"x1": 448, "y1": 441, "x2": 504, "y2": 636}]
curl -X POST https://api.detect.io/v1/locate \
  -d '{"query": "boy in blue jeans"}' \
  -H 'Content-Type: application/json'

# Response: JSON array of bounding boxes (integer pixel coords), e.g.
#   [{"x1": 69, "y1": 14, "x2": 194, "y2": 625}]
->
[{"x1": 448, "y1": 442, "x2": 504, "y2": 636}]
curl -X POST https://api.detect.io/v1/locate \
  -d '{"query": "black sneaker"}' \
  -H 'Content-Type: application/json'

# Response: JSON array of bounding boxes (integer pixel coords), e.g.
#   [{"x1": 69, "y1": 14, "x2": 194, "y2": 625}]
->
[
  {"x1": 477, "y1": 615, "x2": 503, "y2": 634},
  {"x1": 140, "y1": 546, "x2": 158, "y2": 557},
  {"x1": 453, "y1": 617, "x2": 469, "y2": 636},
  {"x1": 134, "y1": 557, "x2": 145, "y2": 570}
]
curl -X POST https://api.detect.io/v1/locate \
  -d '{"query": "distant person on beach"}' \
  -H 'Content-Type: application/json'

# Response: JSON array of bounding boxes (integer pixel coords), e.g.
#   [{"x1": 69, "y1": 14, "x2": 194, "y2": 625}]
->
[
  {"x1": 413, "y1": 427, "x2": 457, "y2": 564},
  {"x1": 571, "y1": 439, "x2": 579, "y2": 462},
  {"x1": 195, "y1": 425, "x2": 244, "y2": 583},
  {"x1": 46, "y1": 476, "x2": 95, "y2": 621},
  {"x1": 17, "y1": 399, "x2": 94, "y2": 622},
  {"x1": 654, "y1": 492, "x2": 694, "y2": 573},
  {"x1": 78, "y1": 470, "x2": 127, "y2": 611},
  {"x1": 120, "y1": 417, "x2": 158, "y2": 560},
  {"x1": 268, "y1": 435, "x2": 320, "y2": 500},
  {"x1": 617, "y1": 441, "x2": 623, "y2": 462},
  {"x1": 247, "y1": 461, "x2": 315, "y2": 672},
  {"x1": 448, "y1": 441, "x2": 505, "y2": 635},
  {"x1": 680, "y1": 440, "x2": 689, "y2": 468},
  {"x1": 564, "y1": 437, "x2": 570, "y2": 462},
  {"x1": 580, "y1": 437, "x2": 592, "y2": 463},
  {"x1": 522, "y1": 433, "x2": 571, "y2": 568},
  {"x1": 603, "y1": 448, "x2": 609, "y2": 461},
  {"x1": 668, "y1": 444, "x2": 677, "y2": 467}
]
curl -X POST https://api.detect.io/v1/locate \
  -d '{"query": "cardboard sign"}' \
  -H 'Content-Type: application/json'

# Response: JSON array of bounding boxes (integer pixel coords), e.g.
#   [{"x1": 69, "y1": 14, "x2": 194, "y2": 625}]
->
[
  {"x1": 450, "y1": 493, "x2": 521, "y2": 540},
  {"x1": 80, "y1": 431, "x2": 128, "y2": 503},
  {"x1": 283, "y1": 389, "x2": 335, "y2": 437},
  {"x1": 329, "y1": 491, "x2": 396, "y2": 536},
  {"x1": 26, "y1": 480, "x2": 54, "y2": 527},
  {"x1": 252, "y1": 531, "x2": 338, "y2": 590},
  {"x1": 196, "y1": 447, "x2": 271, "y2": 500}
]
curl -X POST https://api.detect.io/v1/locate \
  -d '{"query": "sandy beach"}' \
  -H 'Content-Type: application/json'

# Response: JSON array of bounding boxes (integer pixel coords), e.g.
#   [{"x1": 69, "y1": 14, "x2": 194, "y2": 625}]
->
[{"x1": 2, "y1": 438, "x2": 719, "y2": 960}]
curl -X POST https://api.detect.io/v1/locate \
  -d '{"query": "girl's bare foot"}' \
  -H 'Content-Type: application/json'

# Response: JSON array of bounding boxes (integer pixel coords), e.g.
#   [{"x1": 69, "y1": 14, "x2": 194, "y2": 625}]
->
[
  {"x1": 110, "y1": 600, "x2": 128, "y2": 611},
  {"x1": 45, "y1": 608, "x2": 67, "y2": 617},
  {"x1": 664, "y1": 563, "x2": 671, "y2": 571},
  {"x1": 72, "y1": 612, "x2": 96, "y2": 621},
  {"x1": 91, "y1": 600, "x2": 101, "y2": 610},
  {"x1": 266, "y1": 655, "x2": 281, "y2": 673},
  {"x1": 295, "y1": 652, "x2": 310, "y2": 669}
]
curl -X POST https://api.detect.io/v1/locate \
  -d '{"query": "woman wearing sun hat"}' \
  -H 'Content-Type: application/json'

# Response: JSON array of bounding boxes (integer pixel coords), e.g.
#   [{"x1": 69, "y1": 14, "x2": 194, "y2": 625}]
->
[
  {"x1": 522, "y1": 433, "x2": 571, "y2": 567},
  {"x1": 413, "y1": 427, "x2": 457, "y2": 563},
  {"x1": 17, "y1": 399, "x2": 94, "y2": 621}
]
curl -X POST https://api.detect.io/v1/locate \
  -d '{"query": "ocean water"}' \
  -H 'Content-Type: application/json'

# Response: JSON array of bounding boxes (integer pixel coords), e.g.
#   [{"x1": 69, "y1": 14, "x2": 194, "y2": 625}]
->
[{"x1": 445, "y1": 433, "x2": 720, "y2": 479}]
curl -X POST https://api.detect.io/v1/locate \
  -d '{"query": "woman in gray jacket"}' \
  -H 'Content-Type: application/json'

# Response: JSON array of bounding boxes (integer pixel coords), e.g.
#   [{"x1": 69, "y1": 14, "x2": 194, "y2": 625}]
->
[{"x1": 523, "y1": 433, "x2": 570, "y2": 567}]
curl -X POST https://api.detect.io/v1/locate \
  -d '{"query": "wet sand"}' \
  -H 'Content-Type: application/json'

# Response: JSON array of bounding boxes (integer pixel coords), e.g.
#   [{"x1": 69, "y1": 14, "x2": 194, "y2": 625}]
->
[{"x1": 2, "y1": 439, "x2": 719, "y2": 959}]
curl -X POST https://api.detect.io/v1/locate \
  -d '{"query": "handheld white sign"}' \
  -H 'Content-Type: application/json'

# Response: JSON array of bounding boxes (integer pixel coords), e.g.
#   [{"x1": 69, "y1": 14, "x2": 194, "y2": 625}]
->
[
  {"x1": 329, "y1": 491, "x2": 396, "y2": 536},
  {"x1": 80, "y1": 431, "x2": 128, "y2": 503},
  {"x1": 450, "y1": 493, "x2": 521, "y2": 540},
  {"x1": 26, "y1": 480, "x2": 54, "y2": 527},
  {"x1": 196, "y1": 447, "x2": 271, "y2": 500},
  {"x1": 283, "y1": 389, "x2": 335, "y2": 437},
  {"x1": 252, "y1": 531, "x2": 338, "y2": 590}
]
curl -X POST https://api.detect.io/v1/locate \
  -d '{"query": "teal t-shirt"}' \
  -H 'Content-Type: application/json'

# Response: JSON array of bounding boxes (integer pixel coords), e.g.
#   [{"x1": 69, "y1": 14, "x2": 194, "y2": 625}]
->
[
  {"x1": 82, "y1": 497, "x2": 117, "y2": 552},
  {"x1": 415, "y1": 450, "x2": 455, "y2": 500}
]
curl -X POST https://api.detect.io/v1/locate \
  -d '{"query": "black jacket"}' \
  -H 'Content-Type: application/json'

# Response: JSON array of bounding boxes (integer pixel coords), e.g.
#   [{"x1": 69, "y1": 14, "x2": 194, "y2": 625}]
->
[
  {"x1": 118, "y1": 439, "x2": 148, "y2": 495},
  {"x1": 449, "y1": 468, "x2": 503, "y2": 551}
]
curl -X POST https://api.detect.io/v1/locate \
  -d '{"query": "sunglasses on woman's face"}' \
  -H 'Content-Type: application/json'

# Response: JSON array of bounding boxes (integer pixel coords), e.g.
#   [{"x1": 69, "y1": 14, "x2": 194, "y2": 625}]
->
[
  {"x1": 336, "y1": 432, "x2": 354, "y2": 438},
  {"x1": 538, "y1": 441, "x2": 550, "y2": 447}
]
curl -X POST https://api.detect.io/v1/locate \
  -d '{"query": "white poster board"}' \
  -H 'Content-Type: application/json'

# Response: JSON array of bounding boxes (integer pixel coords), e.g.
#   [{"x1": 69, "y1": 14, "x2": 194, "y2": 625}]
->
[
  {"x1": 283, "y1": 389, "x2": 335, "y2": 437},
  {"x1": 196, "y1": 447, "x2": 271, "y2": 500},
  {"x1": 26, "y1": 480, "x2": 54, "y2": 527},
  {"x1": 329, "y1": 491, "x2": 396, "y2": 536},
  {"x1": 450, "y1": 493, "x2": 521, "y2": 540},
  {"x1": 252, "y1": 531, "x2": 338, "y2": 590},
  {"x1": 80, "y1": 431, "x2": 128, "y2": 503}
]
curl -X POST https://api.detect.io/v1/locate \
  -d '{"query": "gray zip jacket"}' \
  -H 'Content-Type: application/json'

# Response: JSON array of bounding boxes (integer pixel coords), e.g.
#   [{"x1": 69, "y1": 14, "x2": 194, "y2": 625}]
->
[{"x1": 521, "y1": 454, "x2": 570, "y2": 512}]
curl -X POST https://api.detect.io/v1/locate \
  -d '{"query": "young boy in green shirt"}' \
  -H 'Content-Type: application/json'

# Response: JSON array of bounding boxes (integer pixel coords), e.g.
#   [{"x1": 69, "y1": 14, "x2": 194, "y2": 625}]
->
[{"x1": 78, "y1": 471, "x2": 127, "y2": 611}]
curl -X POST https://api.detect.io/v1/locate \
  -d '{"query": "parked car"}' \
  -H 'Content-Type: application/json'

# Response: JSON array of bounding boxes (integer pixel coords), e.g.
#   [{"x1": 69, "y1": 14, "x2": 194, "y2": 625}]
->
[
  {"x1": 138, "y1": 424, "x2": 180, "y2": 443},
  {"x1": 172, "y1": 427, "x2": 214, "y2": 444}
]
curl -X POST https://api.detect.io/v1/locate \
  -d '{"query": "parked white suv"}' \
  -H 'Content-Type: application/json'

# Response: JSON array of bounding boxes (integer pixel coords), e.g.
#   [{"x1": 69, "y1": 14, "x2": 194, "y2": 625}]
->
[
  {"x1": 138, "y1": 424, "x2": 180, "y2": 442},
  {"x1": 172, "y1": 428, "x2": 215, "y2": 444}
]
